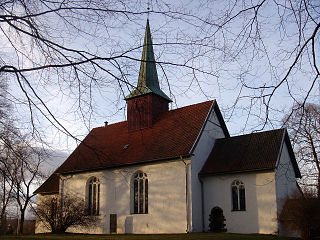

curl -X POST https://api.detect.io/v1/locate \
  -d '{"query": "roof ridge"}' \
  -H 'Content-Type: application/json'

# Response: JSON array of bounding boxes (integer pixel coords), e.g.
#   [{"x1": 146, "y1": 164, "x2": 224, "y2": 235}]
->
[
  {"x1": 224, "y1": 128, "x2": 284, "y2": 139},
  {"x1": 94, "y1": 120, "x2": 127, "y2": 129},
  {"x1": 169, "y1": 100, "x2": 214, "y2": 112},
  {"x1": 95, "y1": 100, "x2": 215, "y2": 129}
]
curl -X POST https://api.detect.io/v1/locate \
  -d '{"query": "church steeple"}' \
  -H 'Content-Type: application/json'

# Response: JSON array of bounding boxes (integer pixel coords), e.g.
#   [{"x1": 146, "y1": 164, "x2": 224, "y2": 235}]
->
[
  {"x1": 125, "y1": 19, "x2": 171, "y2": 101},
  {"x1": 126, "y1": 20, "x2": 171, "y2": 132}
]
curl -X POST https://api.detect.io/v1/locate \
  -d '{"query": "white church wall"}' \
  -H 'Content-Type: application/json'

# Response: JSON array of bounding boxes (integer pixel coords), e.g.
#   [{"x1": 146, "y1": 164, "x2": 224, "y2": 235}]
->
[
  {"x1": 275, "y1": 142, "x2": 300, "y2": 237},
  {"x1": 190, "y1": 105, "x2": 227, "y2": 232},
  {"x1": 35, "y1": 193, "x2": 59, "y2": 233},
  {"x1": 59, "y1": 159, "x2": 188, "y2": 234},
  {"x1": 275, "y1": 142, "x2": 299, "y2": 205},
  {"x1": 202, "y1": 171, "x2": 278, "y2": 234}
]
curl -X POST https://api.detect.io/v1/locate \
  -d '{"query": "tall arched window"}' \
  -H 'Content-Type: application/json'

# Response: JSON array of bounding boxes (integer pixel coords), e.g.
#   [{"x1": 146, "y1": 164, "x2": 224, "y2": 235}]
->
[
  {"x1": 87, "y1": 177, "x2": 100, "y2": 215},
  {"x1": 231, "y1": 180, "x2": 246, "y2": 211},
  {"x1": 133, "y1": 172, "x2": 148, "y2": 214}
]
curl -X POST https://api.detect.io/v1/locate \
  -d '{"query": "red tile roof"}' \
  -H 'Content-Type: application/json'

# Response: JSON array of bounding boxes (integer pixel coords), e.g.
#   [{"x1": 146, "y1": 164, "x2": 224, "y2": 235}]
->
[
  {"x1": 35, "y1": 100, "x2": 215, "y2": 194},
  {"x1": 36, "y1": 174, "x2": 59, "y2": 194},
  {"x1": 199, "y1": 128, "x2": 301, "y2": 177}
]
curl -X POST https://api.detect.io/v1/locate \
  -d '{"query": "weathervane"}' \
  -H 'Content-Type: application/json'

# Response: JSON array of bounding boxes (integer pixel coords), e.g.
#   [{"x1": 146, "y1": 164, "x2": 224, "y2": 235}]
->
[{"x1": 147, "y1": 0, "x2": 150, "y2": 19}]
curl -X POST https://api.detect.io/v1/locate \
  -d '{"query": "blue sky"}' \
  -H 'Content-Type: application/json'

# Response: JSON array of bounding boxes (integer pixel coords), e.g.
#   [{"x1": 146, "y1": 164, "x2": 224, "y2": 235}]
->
[{"x1": 2, "y1": 0, "x2": 319, "y2": 154}]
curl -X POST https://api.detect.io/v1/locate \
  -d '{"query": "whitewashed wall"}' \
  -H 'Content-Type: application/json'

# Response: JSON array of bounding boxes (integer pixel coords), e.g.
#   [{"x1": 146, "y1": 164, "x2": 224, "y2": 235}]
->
[
  {"x1": 202, "y1": 172, "x2": 278, "y2": 234},
  {"x1": 275, "y1": 142, "x2": 300, "y2": 237},
  {"x1": 55, "y1": 159, "x2": 188, "y2": 234},
  {"x1": 35, "y1": 194, "x2": 59, "y2": 234},
  {"x1": 190, "y1": 105, "x2": 227, "y2": 232}
]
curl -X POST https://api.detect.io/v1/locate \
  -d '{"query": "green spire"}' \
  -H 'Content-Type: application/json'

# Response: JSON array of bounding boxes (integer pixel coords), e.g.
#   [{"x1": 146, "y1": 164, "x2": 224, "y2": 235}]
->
[{"x1": 125, "y1": 20, "x2": 172, "y2": 102}]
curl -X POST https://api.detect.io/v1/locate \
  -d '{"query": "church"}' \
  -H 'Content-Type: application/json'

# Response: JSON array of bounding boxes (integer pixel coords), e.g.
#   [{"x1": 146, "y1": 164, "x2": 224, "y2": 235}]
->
[{"x1": 35, "y1": 20, "x2": 301, "y2": 236}]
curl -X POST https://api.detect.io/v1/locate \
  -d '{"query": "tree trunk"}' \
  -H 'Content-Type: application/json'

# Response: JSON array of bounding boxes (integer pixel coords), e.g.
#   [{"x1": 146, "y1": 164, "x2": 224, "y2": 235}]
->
[
  {"x1": 0, "y1": 215, "x2": 6, "y2": 234},
  {"x1": 19, "y1": 210, "x2": 25, "y2": 234},
  {"x1": 317, "y1": 174, "x2": 320, "y2": 199}
]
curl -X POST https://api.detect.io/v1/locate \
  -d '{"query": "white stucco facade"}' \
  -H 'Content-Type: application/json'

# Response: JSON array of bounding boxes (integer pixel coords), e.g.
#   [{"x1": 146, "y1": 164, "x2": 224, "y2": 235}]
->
[
  {"x1": 36, "y1": 159, "x2": 190, "y2": 234},
  {"x1": 275, "y1": 141, "x2": 300, "y2": 209},
  {"x1": 275, "y1": 141, "x2": 301, "y2": 237},
  {"x1": 201, "y1": 140, "x2": 300, "y2": 235},
  {"x1": 202, "y1": 171, "x2": 278, "y2": 234},
  {"x1": 35, "y1": 194, "x2": 59, "y2": 234},
  {"x1": 190, "y1": 105, "x2": 227, "y2": 232}
]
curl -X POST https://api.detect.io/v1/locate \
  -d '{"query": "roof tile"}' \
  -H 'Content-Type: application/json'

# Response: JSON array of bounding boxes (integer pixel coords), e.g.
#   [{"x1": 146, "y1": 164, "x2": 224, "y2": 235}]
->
[
  {"x1": 200, "y1": 129, "x2": 285, "y2": 176},
  {"x1": 35, "y1": 100, "x2": 214, "y2": 194}
]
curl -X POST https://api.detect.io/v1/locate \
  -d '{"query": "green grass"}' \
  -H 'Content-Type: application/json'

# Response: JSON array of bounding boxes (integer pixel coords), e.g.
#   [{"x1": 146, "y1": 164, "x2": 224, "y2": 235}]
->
[{"x1": 0, "y1": 233, "x2": 298, "y2": 240}]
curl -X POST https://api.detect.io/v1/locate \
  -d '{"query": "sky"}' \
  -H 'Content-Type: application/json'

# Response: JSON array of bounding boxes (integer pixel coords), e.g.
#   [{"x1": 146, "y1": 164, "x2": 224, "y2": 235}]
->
[{"x1": 2, "y1": 0, "x2": 319, "y2": 159}]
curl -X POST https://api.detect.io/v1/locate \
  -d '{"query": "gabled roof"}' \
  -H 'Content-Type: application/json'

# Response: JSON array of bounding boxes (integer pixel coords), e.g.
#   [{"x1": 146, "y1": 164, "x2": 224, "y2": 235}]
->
[
  {"x1": 35, "y1": 100, "x2": 221, "y2": 194},
  {"x1": 125, "y1": 20, "x2": 171, "y2": 102},
  {"x1": 199, "y1": 128, "x2": 301, "y2": 178}
]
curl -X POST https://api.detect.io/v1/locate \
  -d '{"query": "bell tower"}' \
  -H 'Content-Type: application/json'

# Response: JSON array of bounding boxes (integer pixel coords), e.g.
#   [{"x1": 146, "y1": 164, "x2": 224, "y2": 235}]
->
[{"x1": 125, "y1": 20, "x2": 172, "y2": 131}]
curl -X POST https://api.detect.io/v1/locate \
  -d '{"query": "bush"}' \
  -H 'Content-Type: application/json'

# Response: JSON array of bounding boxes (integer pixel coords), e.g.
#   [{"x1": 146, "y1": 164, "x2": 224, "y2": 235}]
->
[
  {"x1": 279, "y1": 191, "x2": 320, "y2": 240},
  {"x1": 36, "y1": 194, "x2": 97, "y2": 233}
]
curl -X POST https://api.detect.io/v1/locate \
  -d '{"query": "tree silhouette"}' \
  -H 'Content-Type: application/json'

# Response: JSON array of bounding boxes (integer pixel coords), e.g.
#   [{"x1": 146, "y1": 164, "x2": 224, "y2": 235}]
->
[
  {"x1": 284, "y1": 103, "x2": 320, "y2": 195},
  {"x1": 0, "y1": 0, "x2": 319, "y2": 139},
  {"x1": 36, "y1": 194, "x2": 97, "y2": 233}
]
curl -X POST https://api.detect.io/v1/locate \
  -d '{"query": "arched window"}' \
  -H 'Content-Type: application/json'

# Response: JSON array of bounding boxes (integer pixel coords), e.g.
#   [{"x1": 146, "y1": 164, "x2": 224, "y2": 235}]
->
[
  {"x1": 133, "y1": 172, "x2": 148, "y2": 214},
  {"x1": 87, "y1": 177, "x2": 100, "y2": 215},
  {"x1": 231, "y1": 180, "x2": 246, "y2": 211}
]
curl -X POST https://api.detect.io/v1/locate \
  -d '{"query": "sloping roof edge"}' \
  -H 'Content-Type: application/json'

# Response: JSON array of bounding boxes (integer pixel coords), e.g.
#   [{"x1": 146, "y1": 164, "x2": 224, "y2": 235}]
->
[
  {"x1": 34, "y1": 173, "x2": 59, "y2": 194},
  {"x1": 213, "y1": 101, "x2": 230, "y2": 138},
  {"x1": 189, "y1": 100, "x2": 230, "y2": 155},
  {"x1": 283, "y1": 129, "x2": 301, "y2": 178}
]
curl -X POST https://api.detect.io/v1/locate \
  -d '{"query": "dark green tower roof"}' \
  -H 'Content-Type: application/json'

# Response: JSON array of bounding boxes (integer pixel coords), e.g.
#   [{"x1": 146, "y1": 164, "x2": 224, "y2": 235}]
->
[{"x1": 125, "y1": 20, "x2": 172, "y2": 102}]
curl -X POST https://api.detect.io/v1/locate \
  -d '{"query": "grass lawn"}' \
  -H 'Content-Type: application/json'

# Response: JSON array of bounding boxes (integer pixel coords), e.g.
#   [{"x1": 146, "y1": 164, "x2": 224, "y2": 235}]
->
[{"x1": 0, "y1": 233, "x2": 298, "y2": 240}]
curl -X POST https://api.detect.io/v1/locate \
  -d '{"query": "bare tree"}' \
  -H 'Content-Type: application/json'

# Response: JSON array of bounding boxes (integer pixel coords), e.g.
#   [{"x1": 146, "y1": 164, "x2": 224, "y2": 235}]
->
[
  {"x1": 12, "y1": 143, "x2": 45, "y2": 234},
  {"x1": 0, "y1": 0, "x2": 319, "y2": 142},
  {"x1": 0, "y1": 79, "x2": 16, "y2": 234},
  {"x1": 283, "y1": 103, "x2": 320, "y2": 195},
  {"x1": 36, "y1": 194, "x2": 97, "y2": 234},
  {"x1": 279, "y1": 190, "x2": 320, "y2": 240},
  {"x1": 0, "y1": 124, "x2": 45, "y2": 234},
  {"x1": 0, "y1": 156, "x2": 14, "y2": 234}
]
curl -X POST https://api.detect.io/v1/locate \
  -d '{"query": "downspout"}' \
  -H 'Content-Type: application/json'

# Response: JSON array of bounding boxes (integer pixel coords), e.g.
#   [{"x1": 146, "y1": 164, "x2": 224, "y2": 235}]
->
[
  {"x1": 199, "y1": 176, "x2": 205, "y2": 232},
  {"x1": 56, "y1": 173, "x2": 62, "y2": 200},
  {"x1": 181, "y1": 156, "x2": 190, "y2": 233}
]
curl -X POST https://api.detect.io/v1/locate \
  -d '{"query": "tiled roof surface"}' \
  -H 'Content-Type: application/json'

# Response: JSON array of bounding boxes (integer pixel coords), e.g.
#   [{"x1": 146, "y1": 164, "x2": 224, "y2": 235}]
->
[
  {"x1": 34, "y1": 173, "x2": 59, "y2": 194},
  {"x1": 200, "y1": 128, "x2": 299, "y2": 176},
  {"x1": 35, "y1": 100, "x2": 214, "y2": 194}
]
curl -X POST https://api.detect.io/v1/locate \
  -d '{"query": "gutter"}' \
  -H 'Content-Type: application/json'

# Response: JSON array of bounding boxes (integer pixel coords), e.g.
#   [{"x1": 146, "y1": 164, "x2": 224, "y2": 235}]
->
[
  {"x1": 199, "y1": 167, "x2": 275, "y2": 178},
  {"x1": 199, "y1": 176, "x2": 205, "y2": 232},
  {"x1": 59, "y1": 154, "x2": 191, "y2": 176}
]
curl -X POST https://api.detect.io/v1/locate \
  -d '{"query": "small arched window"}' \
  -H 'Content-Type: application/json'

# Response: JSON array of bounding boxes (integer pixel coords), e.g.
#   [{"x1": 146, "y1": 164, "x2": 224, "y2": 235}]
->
[
  {"x1": 231, "y1": 180, "x2": 246, "y2": 211},
  {"x1": 133, "y1": 172, "x2": 148, "y2": 214},
  {"x1": 87, "y1": 177, "x2": 100, "y2": 215}
]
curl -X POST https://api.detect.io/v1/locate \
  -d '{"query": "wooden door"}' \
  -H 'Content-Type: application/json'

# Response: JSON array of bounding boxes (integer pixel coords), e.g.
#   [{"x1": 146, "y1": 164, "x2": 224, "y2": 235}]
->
[{"x1": 110, "y1": 214, "x2": 117, "y2": 234}]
